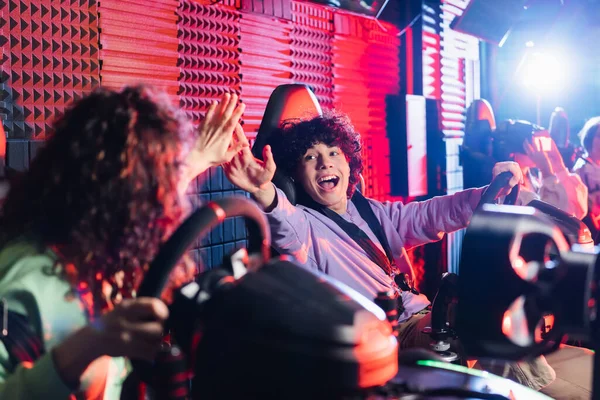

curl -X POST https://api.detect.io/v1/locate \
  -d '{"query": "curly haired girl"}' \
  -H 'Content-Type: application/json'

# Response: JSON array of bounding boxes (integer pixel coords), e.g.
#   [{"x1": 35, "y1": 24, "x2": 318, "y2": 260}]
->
[{"x1": 0, "y1": 85, "x2": 246, "y2": 398}]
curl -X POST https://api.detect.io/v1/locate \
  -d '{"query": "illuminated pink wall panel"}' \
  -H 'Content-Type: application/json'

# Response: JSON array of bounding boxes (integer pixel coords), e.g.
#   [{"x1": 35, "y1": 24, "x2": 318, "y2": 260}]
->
[
  {"x1": 333, "y1": 14, "x2": 400, "y2": 201},
  {"x1": 239, "y1": 12, "x2": 292, "y2": 136},
  {"x1": 99, "y1": 0, "x2": 179, "y2": 97}
]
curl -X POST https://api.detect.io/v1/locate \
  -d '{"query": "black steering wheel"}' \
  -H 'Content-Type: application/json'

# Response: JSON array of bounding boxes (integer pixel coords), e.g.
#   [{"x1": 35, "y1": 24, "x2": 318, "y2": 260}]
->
[
  {"x1": 476, "y1": 171, "x2": 520, "y2": 208},
  {"x1": 131, "y1": 197, "x2": 271, "y2": 382}
]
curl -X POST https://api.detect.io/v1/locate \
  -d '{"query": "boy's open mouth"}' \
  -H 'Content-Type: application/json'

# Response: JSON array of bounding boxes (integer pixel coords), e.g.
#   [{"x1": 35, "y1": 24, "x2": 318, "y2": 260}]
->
[{"x1": 317, "y1": 175, "x2": 340, "y2": 190}]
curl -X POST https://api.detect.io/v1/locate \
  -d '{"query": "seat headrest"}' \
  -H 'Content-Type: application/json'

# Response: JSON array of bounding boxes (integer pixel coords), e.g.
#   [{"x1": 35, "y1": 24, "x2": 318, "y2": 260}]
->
[
  {"x1": 252, "y1": 85, "x2": 322, "y2": 205},
  {"x1": 466, "y1": 99, "x2": 496, "y2": 132},
  {"x1": 462, "y1": 99, "x2": 496, "y2": 188},
  {"x1": 252, "y1": 84, "x2": 322, "y2": 158},
  {"x1": 464, "y1": 99, "x2": 496, "y2": 150}
]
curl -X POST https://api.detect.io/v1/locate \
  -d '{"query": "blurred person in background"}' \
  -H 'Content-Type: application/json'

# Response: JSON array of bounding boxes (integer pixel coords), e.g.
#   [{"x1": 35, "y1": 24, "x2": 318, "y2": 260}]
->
[{"x1": 575, "y1": 117, "x2": 600, "y2": 242}]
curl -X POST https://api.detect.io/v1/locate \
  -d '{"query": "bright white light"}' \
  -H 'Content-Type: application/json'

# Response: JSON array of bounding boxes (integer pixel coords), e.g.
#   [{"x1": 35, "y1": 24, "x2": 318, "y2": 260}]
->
[
  {"x1": 522, "y1": 52, "x2": 566, "y2": 93},
  {"x1": 525, "y1": 41, "x2": 535, "y2": 48}
]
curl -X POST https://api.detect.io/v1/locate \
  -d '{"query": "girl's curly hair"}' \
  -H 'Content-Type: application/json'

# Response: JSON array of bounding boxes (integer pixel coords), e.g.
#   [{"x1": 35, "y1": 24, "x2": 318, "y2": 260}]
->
[
  {"x1": 580, "y1": 116, "x2": 600, "y2": 157},
  {"x1": 0, "y1": 85, "x2": 195, "y2": 315},
  {"x1": 268, "y1": 112, "x2": 363, "y2": 198}
]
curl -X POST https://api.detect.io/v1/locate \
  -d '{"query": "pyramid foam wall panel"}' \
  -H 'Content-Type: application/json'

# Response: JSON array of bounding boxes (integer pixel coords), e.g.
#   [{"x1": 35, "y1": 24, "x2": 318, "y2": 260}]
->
[
  {"x1": 177, "y1": 1, "x2": 241, "y2": 123},
  {"x1": 290, "y1": 1, "x2": 334, "y2": 110},
  {"x1": 0, "y1": 0, "x2": 100, "y2": 171}
]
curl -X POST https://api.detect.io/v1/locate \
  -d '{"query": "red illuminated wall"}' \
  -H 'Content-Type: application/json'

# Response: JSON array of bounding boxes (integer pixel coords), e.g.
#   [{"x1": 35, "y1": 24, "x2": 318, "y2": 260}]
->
[
  {"x1": 0, "y1": 0, "x2": 402, "y2": 270},
  {"x1": 333, "y1": 14, "x2": 400, "y2": 201},
  {"x1": 99, "y1": 0, "x2": 180, "y2": 98}
]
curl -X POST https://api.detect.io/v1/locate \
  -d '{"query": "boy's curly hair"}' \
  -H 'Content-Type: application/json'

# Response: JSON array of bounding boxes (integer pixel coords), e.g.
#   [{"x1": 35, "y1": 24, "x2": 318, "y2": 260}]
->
[
  {"x1": 268, "y1": 112, "x2": 363, "y2": 198},
  {"x1": 0, "y1": 85, "x2": 195, "y2": 315}
]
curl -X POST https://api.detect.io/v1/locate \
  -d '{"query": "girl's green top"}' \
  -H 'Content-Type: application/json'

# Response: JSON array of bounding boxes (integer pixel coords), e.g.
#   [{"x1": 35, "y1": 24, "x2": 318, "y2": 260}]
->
[{"x1": 0, "y1": 240, "x2": 129, "y2": 399}]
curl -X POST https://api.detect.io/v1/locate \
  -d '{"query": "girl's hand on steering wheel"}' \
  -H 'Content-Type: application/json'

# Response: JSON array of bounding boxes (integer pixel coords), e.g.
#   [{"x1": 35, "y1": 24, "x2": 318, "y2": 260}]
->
[
  {"x1": 51, "y1": 297, "x2": 169, "y2": 388},
  {"x1": 492, "y1": 161, "x2": 523, "y2": 197},
  {"x1": 93, "y1": 297, "x2": 169, "y2": 361}
]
